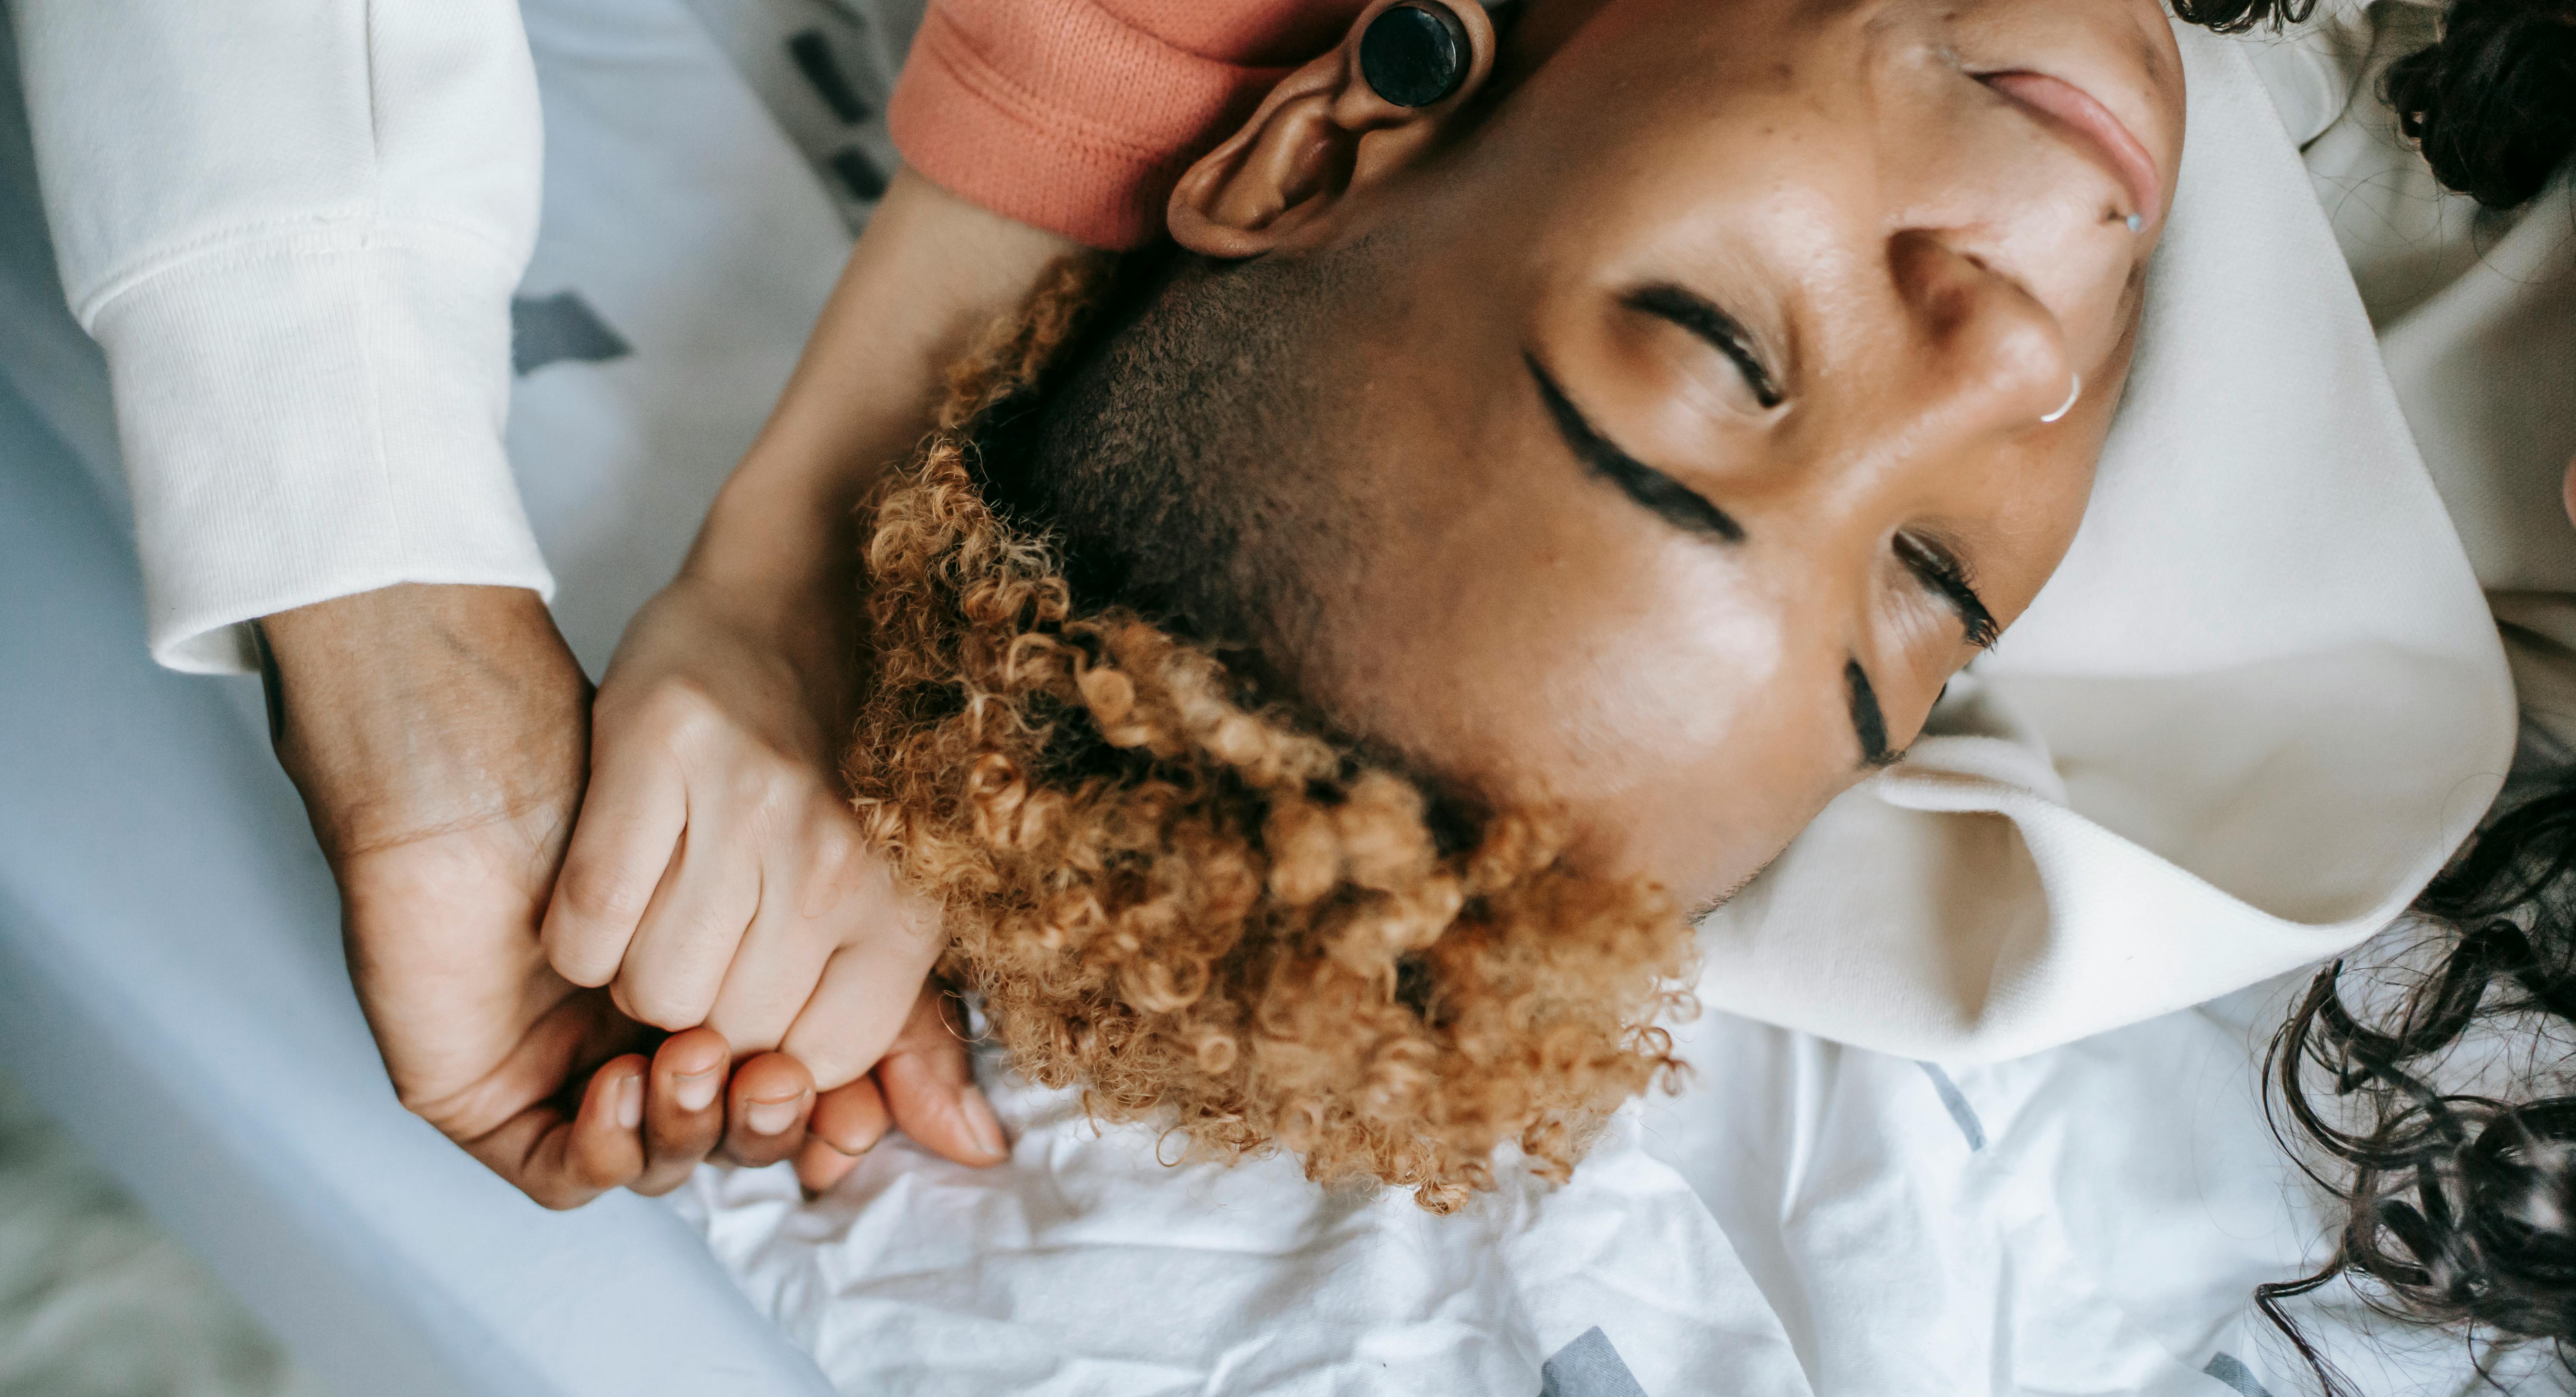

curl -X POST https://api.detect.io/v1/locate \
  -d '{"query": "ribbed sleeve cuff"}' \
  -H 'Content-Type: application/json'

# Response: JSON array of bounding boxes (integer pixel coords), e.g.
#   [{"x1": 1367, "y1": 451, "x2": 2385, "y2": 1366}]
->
[
  {"x1": 887, "y1": 1, "x2": 1289, "y2": 251},
  {"x1": 86, "y1": 227, "x2": 553, "y2": 674}
]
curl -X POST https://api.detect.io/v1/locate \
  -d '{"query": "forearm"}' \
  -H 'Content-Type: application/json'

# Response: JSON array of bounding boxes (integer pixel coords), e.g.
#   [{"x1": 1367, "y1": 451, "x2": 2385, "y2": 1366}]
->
[{"x1": 684, "y1": 167, "x2": 1080, "y2": 608}]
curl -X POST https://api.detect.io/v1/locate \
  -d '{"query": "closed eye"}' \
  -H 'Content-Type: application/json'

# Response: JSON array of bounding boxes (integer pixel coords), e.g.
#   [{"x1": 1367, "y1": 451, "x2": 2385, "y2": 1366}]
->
[
  {"x1": 1893, "y1": 532, "x2": 1998, "y2": 649},
  {"x1": 1622, "y1": 282, "x2": 1784, "y2": 409}
]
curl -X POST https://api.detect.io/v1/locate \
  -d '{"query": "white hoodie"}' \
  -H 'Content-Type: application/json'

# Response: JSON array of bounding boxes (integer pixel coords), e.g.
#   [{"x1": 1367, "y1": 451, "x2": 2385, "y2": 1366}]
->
[{"x1": 9, "y1": 0, "x2": 552, "y2": 673}]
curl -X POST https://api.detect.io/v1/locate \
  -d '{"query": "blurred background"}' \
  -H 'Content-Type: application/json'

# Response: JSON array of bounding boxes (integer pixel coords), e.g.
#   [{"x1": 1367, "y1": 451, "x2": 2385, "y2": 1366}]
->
[{"x1": 0, "y1": 1066, "x2": 319, "y2": 1397}]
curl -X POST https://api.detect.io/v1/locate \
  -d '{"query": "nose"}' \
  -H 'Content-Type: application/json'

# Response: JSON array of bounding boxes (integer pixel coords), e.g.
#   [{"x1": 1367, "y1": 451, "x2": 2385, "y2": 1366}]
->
[{"x1": 1884, "y1": 227, "x2": 2076, "y2": 436}]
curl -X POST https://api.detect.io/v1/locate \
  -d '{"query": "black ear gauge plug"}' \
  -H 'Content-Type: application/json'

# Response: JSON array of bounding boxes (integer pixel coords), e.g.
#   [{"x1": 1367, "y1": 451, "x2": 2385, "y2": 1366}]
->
[{"x1": 1361, "y1": 3, "x2": 1473, "y2": 108}]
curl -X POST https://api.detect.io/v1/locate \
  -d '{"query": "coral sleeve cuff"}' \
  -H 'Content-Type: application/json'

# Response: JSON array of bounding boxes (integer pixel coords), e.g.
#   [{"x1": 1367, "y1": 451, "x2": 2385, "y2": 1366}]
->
[{"x1": 888, "y1": 0, "x2": 1368, "y2": 250}]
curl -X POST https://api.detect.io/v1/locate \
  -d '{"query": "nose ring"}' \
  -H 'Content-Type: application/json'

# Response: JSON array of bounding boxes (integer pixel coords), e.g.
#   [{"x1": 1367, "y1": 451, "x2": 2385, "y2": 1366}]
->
[{"x1": 2040, "y1": 372, "x2": 2081, "y2": 424}]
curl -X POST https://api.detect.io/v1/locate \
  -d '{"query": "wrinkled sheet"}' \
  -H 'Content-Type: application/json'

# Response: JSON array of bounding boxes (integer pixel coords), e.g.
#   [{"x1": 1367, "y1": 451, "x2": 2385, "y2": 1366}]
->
[
  {"x1": 676, "y1": 1065, "x2": 1810, "y2": 1396},
  {"x1": 679, "y1": 969, "x2": 2576, "y2": 1395}
]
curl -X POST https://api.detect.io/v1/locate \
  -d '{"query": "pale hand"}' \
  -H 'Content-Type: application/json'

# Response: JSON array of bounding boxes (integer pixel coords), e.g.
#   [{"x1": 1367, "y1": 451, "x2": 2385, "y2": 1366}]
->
[{"x1": 542, "y1": 568, "x2": 1004, "y2": 1189}]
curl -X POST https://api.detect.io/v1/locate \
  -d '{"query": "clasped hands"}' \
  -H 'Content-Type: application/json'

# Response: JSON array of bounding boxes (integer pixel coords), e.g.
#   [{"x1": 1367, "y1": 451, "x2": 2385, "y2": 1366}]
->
[
  {"x1": 264, "y1": 566, "x2": 998, "y2": 1210},
  {"x1": 261, "y1": 170, "x2": 1072, "y2": 1210}
]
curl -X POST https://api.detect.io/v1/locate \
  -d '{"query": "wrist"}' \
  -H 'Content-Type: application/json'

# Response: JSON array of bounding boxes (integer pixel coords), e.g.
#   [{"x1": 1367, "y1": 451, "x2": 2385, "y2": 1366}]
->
[
  {"x1": 261, "y1": 584, "x2": 589, "y2": 858},
  {"x1": 687, "y1": 459, "x2": 862, "y2": 603}
]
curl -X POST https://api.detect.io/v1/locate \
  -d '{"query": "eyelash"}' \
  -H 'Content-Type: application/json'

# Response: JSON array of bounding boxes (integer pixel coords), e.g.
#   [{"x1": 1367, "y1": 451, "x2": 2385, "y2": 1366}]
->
[
  {"x1": 1714, "y1": 336, "x2": 1780, "y2": 409},
  {"x1": 1894, "y1": 533, "x2": 2000, "y2": 649},
  {"x1": 1619, "y1": 285, "x2": 1783, "y2": 409}
]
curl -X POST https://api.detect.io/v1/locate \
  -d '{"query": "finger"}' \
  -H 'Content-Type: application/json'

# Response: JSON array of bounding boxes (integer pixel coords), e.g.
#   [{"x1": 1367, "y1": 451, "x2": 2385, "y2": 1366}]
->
[
  {"x1": 614, "y1": 820, "x2": 763, "y2": 1032},
  {"x1": 876, "y1": 991, "x2": 1010, "y2": 1167},
  {"x1": 403, "y1": 985, "x2": 645, "y2": 1147},
  {"x1": 795, "y1": 1076, "x2": 890, "y2": 1195},
  {"x1": 542, "y1": 742, "x2": 688, "y2": 989},
  {"x1": 811, "y1": 1074, "x2": 891, "y2": 1155},
  {"x1": 774, "y1": 888, "x2": 946, "y2": 1091},
  {"x1": 629, "y1": 1027, "x2": 731, "y2": 1196},
  {"x1": 699, "y1": 806, "x2": 852, "y2": 1057},
  {"x1": 468, "y1": 1053, "x2": 649, "y2": 1210},
  {"x1": 570, "y1": 1054, "x2": 653, "y2": 1186},
  {"x1": 723, "y1": 1051, "x2": 815, "y2": 1168}
]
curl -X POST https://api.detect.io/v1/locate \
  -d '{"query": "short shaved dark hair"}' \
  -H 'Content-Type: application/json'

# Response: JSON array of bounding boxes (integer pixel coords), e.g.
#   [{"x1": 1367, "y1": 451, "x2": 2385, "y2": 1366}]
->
[{"x1": 973, "y1": 243, "x2": 1376, "y2": 662}]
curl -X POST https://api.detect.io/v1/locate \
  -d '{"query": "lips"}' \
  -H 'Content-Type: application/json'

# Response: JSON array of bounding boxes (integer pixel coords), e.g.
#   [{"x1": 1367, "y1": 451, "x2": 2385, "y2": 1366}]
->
[{"x1": 1979, "y1": 70, "x2": 2164, "y2": 227}]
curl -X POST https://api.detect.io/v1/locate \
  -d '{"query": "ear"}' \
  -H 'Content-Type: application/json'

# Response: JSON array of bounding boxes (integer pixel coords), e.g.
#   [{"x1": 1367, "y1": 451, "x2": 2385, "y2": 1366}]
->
[{"x1": 1166, "y1": 0, "x2": 1498, "y2": 259}]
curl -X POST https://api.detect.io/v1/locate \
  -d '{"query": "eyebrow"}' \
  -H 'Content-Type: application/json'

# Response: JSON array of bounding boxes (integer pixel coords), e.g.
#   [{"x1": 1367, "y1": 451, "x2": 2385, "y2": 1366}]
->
[
  {"x1": 1525, "y1": 351, "x2": 1901, "y2": 771},
  {"x1": 1525, "y1": 352, "x2": 1744, "y2": 542},
  {"x1": 1846, "y1": 659, "x2": 1901, "y2": 768},
  {"x1": 1892, "y1": 532, "x2": 1999, "y2": 650},
  {"x1": 1621, "y1": 282, "x2": 1784, "y2": 409}
]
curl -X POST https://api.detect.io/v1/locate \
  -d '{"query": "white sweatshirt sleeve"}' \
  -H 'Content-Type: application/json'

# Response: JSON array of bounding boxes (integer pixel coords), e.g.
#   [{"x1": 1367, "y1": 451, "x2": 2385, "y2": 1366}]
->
[{"x1": 10, "y1": 0, "x2": 551, "y2": 673}]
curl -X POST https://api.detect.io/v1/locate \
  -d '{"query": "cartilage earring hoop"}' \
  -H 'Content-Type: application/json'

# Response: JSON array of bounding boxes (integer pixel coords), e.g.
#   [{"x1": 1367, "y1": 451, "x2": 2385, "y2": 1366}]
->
[
  {"x1": 2041, "y1": 372, "x2": 2081, "y2": 424},
  {"x1": 1361, "y1": 3, "x2": 1471, "y2": 108}
]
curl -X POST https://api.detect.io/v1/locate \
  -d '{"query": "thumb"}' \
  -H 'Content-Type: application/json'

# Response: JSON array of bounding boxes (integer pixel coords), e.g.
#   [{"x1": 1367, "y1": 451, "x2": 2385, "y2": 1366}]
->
[{"x1": 875, "y1": 988, "x2": 1009, "y2": 1167}]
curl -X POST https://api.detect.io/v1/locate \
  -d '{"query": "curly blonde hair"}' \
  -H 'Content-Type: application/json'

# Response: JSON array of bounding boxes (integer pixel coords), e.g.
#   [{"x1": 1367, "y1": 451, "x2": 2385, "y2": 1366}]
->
[{"x1": 847, "y1": 255, "x2": 1697, "y2": 1212}]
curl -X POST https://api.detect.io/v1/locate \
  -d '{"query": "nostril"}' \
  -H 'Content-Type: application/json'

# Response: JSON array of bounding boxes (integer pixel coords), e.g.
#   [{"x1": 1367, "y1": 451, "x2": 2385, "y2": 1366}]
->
[
  {"x1": 1888, "y1": 228, "x2": 1983, "y2": 336},
  {"x1": 1888, "y1": 229, "x2": 2076, "y2": 427}
]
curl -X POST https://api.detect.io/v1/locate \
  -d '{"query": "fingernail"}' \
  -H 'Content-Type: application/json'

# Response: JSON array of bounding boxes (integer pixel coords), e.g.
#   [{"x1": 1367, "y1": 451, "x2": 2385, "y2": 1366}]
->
[
  {"x1": 961, "y1": 1088, "x2": 1008, "y2": 1159},
  {"x1": 746, "y1": 1096, "x2": 801, "y2": 1136},
  {"x1": 673, "y1": 1067, "x2": 720, "y2": 1113},
  {"x1": 615, "y1": 1072, "x2": 644, "y2": 1130}
]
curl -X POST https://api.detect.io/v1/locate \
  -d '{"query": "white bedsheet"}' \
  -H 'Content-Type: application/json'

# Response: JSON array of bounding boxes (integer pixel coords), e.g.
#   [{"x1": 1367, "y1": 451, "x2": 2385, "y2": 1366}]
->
[
  {"x1": 680, "y1": 973, "x2": 2576, "y2": 1396},
  {"x1": 677, "y1": 1059, "x2": 1809, "y2": 1396}
]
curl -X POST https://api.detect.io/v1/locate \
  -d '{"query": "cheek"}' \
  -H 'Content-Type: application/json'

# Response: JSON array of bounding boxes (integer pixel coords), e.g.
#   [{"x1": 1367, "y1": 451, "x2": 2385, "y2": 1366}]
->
[
  {"x1": 1557, "y1": 691, "x2": 1858, "y2": 909},
  {"x1": 1538, "y1": 561, "x2": 1790, "y2": 781},
  {"x1": 1337, "y1": 537, "x2": 1849, "y2": 902}
]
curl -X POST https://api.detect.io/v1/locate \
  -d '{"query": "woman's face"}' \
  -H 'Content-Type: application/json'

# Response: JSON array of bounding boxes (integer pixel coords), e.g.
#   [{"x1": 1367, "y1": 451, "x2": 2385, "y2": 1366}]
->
[{"x1": 1177, "y1": 0, "x2": 2185, "y2": 909}]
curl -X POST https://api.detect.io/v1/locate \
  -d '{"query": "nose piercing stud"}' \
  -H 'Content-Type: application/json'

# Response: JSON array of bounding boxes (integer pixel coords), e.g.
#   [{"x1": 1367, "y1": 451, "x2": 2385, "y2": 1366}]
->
[
  {"x1": 1362, "y1": 3, "x2": 1471, "y2": 108},
  {"x1": 2041, "y1": 372, "x2": 2082, "y2": 424},
  {"x1": 2125, "y1": 213, "x2": 2145, "y2": 233}
]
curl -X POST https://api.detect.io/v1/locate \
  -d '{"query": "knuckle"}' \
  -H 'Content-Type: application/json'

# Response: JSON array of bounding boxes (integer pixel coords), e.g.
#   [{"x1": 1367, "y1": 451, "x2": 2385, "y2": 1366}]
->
[
  {"x1": 398, "y1": 1086, "x2": 481, "y2": 1139},
  {"x1": 558, "y1": 857, "x2": 654, "y2": 930},
  {"x1": 678, "y1": 903, "x2": 747, "y2": 950},
  {"x1": 740, "y1": 770, "x2": 811, "y2": 835},
  {"x1": 546, "y1": 937, "x2": 615, "y2": 989},
  {"x1": 636, "y1": 677, "x2": 725, "y2": 741},
  {"x1": 809, "y1": 823, "x2": 857, "y2": 876},
  {"x1": 784, "y1": 1036, "x2": 872, "y2": 1095},
  {"x1": 708, "y1": 1014, "x2": 784, "y2": 1060},
  {"x1": 622, "y1": 983, "x2": 711, "y2": 1033}
]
